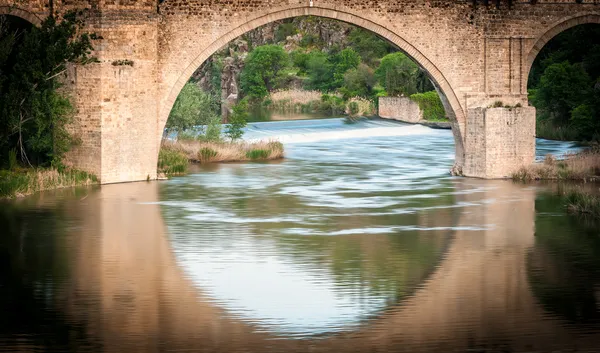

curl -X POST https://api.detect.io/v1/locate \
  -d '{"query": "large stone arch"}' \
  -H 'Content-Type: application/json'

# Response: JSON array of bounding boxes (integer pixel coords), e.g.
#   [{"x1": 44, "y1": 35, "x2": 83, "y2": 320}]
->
[
  {"x1": 525, "y1": 13, "x2": 600, "y2": 86},
  {"x1": 158, "y1": 5, "x2": 466, "y2": 158},
  {"x1": 0, "y1": 6, "x2": 42, "y2": 26}
]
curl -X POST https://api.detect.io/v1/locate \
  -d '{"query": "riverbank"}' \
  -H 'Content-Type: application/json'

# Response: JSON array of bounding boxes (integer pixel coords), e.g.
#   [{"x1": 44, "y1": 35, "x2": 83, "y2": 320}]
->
[
  {"x1": 0, "y1": 168, "x2": 98, "y2": 199},
  {"x1": 512, "y1": 149, "x2": 600, "y2": 182},
  {"x1": 512, "y1": 149, "x2": 600, "y2": 219},
  {"x1": 159, "y1": 140, "x2": 284, "y2": 176}
]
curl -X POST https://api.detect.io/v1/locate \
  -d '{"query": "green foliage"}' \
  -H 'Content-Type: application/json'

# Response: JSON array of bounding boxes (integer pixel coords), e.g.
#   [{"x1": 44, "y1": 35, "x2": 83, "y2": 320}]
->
[
  {"x1": 275, "y1": 22, "x2": 298, "y2": 43},
  {"x1": 532, "y1": 61, "x2": 591, "y2": 123},
  {"x1": 225, "y1": 100, "x2": 249, "y2": 141},
  {"x1": 0, "y1": 12, "x2": 96, "y2": 167},
  {"x1": 347, "y1": 27, "x2": 393, "y2": 65},
  {"x1": 8, "y1": 148, "x2": 16, "y2": 171},
  {"x1": 203, "y1": 115, "x2": 223, "y2": 142},
  {"x1": 347, "y1": 101, "x2": 360, "y2": 116},
  {"x1": 240, "y1": 45, "x2": 290, "y2": 100},
  {"x1": 167, "y1": 82, "x2": 220, "y2": 136},
  {"x1": 246, "y1": 149, "x2": 270, "y2": 160},
  {"x1": 306, "y1": 51, "x2": 332, "y2": 91},
  {"x1": 330, "y1": 48, "x2": 361, "y2": 89},
  {"x1": 528, "y1": 25, "x2": 600, "y2": 142},
  {"x1": 158, "y1": 147, "x2": 188, "y2": 176},
  {"x1": 410, "y1": 91, "x2": 447, "y2": 121},
  {"x1": 198, "y1": 147, "x2": 217, "y2": 162},
  {"x1": 566, "y1": 191, "x2": 600, "y2": 219},
  {"x1": 375, "y1": 52, "x2": 420, "y2": 97},
  {"x1": 341, "y1": 63, "x2": 376, "y2": 99},
  {"x1": 0, "y1": 168, "x2": 97, "y2": 198}
]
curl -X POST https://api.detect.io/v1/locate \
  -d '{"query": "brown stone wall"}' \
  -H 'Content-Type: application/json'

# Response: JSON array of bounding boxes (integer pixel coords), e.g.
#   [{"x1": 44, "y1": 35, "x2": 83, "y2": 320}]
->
[
  {"x1": 378, "y1": 97, "x2": 422, "y2": 123},
  {"x1": 464, "y1": 106, "x2": 536, "y2": 178}
]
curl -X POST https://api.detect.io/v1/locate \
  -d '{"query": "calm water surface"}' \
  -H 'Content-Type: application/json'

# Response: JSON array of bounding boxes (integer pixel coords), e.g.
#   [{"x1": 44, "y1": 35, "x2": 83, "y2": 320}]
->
[{"x1": 1, "y1": 118, "x2": 600, "y2": 352}]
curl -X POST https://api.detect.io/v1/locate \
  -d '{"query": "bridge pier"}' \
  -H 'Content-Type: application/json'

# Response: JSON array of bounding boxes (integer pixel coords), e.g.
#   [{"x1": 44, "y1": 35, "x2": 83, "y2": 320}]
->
[
  {"x1": 462, "y1": 105, "x2": 536, "y2": 178},
  {"x1": 65, "y1": 9, "x2": 161, "y2": 184}
]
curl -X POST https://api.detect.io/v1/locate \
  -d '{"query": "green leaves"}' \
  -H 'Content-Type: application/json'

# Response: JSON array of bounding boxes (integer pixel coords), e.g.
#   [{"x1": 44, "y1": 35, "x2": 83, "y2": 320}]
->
[
  {"x1": 0, "y1": 11, "x2": 96, "y2": 167},
  {"x1": 167, "y1": 82, "x2": 220, "y2": 136},
  {"x1": 225, "y1": 100, "x2": 249, "y2": 141},
  {"x1": 240, "y1": 45, "x2": 291, "y2": 100},
  {"x1": 375, "y1": 52, "x2": 421, "y2": 97}
]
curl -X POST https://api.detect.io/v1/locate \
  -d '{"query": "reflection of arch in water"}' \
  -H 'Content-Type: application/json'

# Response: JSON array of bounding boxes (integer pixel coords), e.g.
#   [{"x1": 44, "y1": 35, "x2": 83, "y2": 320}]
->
[{"x1": 48, "y1": 180, "x2": 600, "y2": 352}]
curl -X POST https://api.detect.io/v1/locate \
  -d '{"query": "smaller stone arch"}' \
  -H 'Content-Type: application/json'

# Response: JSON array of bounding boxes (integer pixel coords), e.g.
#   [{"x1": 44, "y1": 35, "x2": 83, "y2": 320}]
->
[
  {"x1": 525, "y1": 13, "x2": 600, "y2": 85},
  {"x1": 0, "y1": 6, "x2": 43, "y2": 26}
]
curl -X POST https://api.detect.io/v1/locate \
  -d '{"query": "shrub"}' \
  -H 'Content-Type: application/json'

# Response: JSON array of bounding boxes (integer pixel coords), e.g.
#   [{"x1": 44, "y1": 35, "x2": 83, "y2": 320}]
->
[
  {"x1": 348, "y1": 101, "x2": 360, "y2": 116},
  {"x1": 225, "y1": 100, "x2": 249, "y2": 141},
  {"x1": 410, "y1": 91, "x2": 447, "y2": 121}
]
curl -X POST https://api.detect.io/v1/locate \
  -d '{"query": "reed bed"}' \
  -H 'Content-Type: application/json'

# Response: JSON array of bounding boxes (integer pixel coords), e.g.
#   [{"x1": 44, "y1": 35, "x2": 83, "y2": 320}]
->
[
  {"x1": 0, "y1": 168, "x2": 98, "y2": 198},
  {"x1": 269, "y1": 89, "x2": 326, "y2": 104},
  {"x1": 160, "y1": 139, "x2": 284, "y2": 174},
  {"x1": 565, "y1": 191, "x2": 600, "y2": 219},
  {"x1": 511, "y1": 150, "x2": 600, "y2": 182},
  {"x1": 346, "y1": 97, "x2": 375, "y2": 116}
]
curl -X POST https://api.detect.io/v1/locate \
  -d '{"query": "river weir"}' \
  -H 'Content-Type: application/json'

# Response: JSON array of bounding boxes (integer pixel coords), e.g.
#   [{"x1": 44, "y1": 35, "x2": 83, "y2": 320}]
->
[{"x1": 1, "y1": 118, "x2": 598, "y2": 352}]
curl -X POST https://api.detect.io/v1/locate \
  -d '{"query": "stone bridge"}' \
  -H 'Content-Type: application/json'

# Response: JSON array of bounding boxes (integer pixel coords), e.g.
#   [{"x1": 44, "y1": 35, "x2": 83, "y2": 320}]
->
[{"x1": 1, "y1": 0, "x2": 599, "y2": 183}]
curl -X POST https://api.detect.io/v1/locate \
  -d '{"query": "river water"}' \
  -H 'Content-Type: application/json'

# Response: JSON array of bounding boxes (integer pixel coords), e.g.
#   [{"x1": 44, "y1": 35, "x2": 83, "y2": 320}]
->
[{"x1": 1, "y1": 118, "x2": 600, "y2": 353}]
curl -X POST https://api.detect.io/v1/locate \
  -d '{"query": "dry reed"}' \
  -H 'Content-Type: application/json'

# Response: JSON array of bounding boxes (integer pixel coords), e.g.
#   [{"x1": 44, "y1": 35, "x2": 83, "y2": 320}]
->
[
  {"x1": 269, "y1": 89, "x2": 326, "y2": 104},
  {"x1": 512, "y1": 150, "x2": 600, "y2": 181},
  {"x1": 162, "y1": 139, "x2": 284, "y2": 164}
]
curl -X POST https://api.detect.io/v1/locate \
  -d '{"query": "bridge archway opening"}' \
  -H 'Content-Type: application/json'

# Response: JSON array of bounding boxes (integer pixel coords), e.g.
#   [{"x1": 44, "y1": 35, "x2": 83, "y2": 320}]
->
[
  {"x1": 0, "y1": 7, "x2": 41, "y2": 27},
  {"x1": 159, "y1": 7, "x2": 465, "y2": 167},
  {"x1": 526, "y1": 16, "x2": 600, "y2": 142}
]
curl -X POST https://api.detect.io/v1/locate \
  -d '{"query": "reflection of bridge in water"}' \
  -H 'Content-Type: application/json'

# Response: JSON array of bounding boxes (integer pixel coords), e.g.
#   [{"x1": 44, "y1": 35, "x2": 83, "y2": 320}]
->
[{"x1": 61, "y1": 181, "x2": 599, "y2": 352}]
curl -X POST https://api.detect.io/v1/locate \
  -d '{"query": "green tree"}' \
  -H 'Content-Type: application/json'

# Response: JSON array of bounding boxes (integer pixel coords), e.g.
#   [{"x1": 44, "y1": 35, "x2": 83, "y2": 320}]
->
[
  {"x1": 167, "y1": 83, "x2": 220, "y2": 135},
  {"x1": 306, "y1": 51, "x2": 332, "y2": 91},
  {"x1": 375, "y1": 52, "x2": 420, "y2": 96},
  {"x1": 532, "y1": 61, "x2": 591, "y2": 124},
  {"x1": 347, "y1": 27, "x2": 393, "y2": 65},
  {"x1": 240, "y1": 45, "x2": 290, "y2": 100},
  {"x1": 0, "y1": 12, "x2": 96, "y2": 167},
  {"x1": 330, "y1": 48, "x2": 361, "y2": 89},
  {"x1": 341, "y1": 63, "x2": 376, "y2": 99},
  {"x1": 225, "y1": 100, "x2": 249, "y2": 141}
]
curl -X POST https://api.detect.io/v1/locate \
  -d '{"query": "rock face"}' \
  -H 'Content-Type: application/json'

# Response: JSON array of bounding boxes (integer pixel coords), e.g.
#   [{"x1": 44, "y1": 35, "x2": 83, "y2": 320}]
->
[{"x1": 189, "y1": 16, "x2": 356, "y2": 120}]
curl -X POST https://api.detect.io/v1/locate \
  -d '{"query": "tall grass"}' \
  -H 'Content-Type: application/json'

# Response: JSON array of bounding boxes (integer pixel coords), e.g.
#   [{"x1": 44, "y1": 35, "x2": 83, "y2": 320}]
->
[
  {"x1": 512, "y1": 150, "x2": 600, "y2": 182},
  {"x1": 536, "y1": 119, "x2": 579, "y2": 141},
  {"x1": 158, "y1": 147, "x2": 188, "y2": 175},
  {"x1": 346, "y1": 97, "x2": 375, "y2": 116},
  {"x1": 565, "y1": 191, "x2": 600, "y2": 219},
  {"x1": 267, "y1": 90, "x2": 346, "y2": 115},
  {"x1": 0, "y1": 168, "x2": 97, "y2": 198},
  {"x1": 270, "y1": 89, "x2": 325, "y2": 104}
]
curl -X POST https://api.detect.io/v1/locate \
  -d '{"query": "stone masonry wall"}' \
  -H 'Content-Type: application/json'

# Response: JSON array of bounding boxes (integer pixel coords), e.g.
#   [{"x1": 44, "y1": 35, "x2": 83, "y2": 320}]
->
[
  {"x1": 378, "y1": 97, "x2": 422, "y2": 124},
  {"x1": 464, "y1": 107, "x2": 536, "y2": 178}
]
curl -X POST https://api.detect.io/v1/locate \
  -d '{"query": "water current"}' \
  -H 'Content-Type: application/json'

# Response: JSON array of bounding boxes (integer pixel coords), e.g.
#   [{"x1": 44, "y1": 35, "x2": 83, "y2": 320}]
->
[{"x1": 1, "y1": 118, "x2": 599, "y2": 353}]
